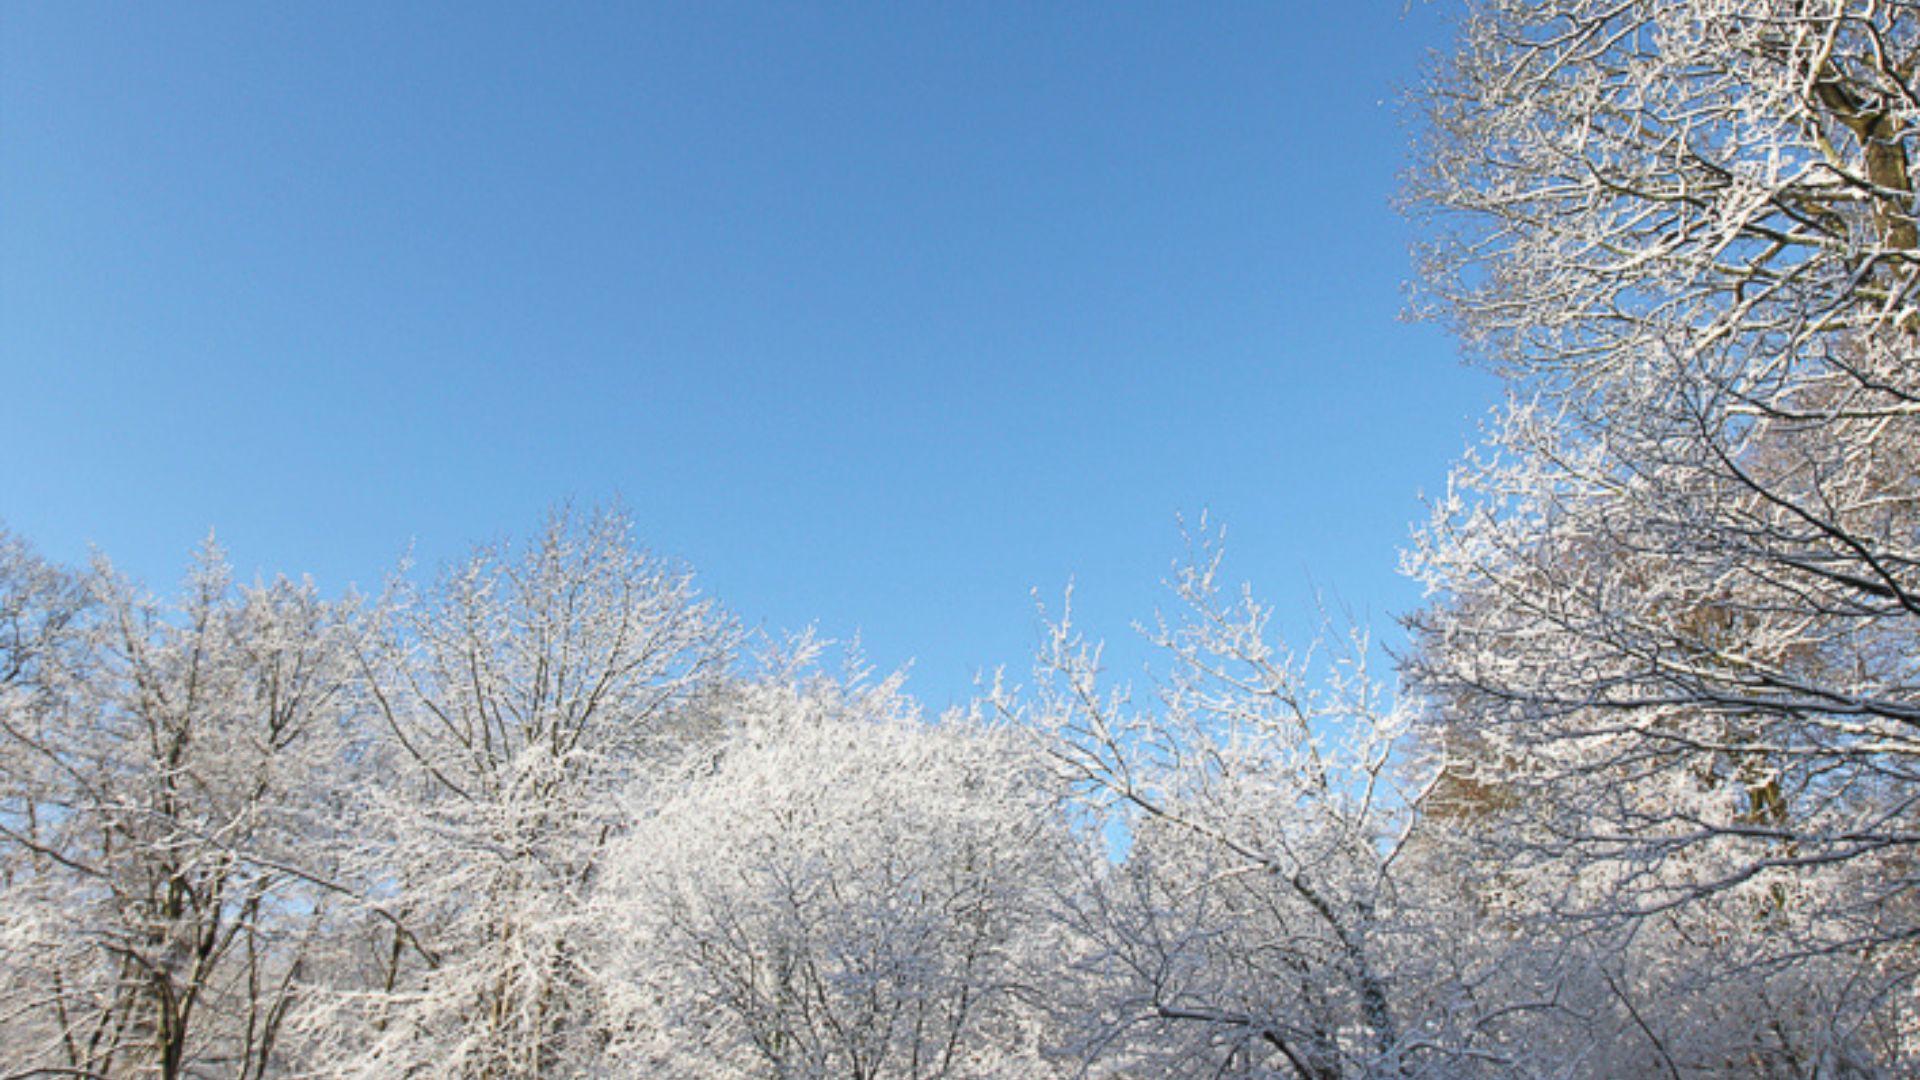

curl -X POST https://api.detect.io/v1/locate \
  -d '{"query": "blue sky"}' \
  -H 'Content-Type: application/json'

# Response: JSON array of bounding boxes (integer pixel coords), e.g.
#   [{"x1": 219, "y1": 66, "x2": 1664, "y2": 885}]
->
[{"x1": 2, "y1": 2, "x2": 1493, "y2": 709}]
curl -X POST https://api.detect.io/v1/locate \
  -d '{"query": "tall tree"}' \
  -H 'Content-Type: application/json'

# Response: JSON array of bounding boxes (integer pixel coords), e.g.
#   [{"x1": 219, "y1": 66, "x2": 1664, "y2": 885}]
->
[{"x1": 1406, "y1": 1, "x2": 1920, "y2": 1069}]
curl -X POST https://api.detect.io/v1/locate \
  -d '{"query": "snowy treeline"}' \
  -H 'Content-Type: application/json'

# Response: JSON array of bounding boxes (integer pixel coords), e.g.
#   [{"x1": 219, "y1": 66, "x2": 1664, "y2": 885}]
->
[
  {"x1": 1, "y1": 501, "x2": 1908, "y2": 1077},
  {"x1": 9, "y1": 0, "x2": 1920, "y2": 1075}
]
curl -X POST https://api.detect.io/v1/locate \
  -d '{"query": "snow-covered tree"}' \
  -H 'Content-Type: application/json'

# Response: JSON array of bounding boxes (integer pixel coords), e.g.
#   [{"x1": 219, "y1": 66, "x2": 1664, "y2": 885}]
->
[
  {"x1": 1405, "y1": 1, "x2": 1920, "y2": 1070},
  {"x1": 603, "y1": 653, "x2": 1074, "y2": 1078},
  {"x1": 307, "y1": 506, "x2": 737, "y2": 1078},
  {"x1": 999, "y1": 529, "x2": 1511, "y2": 1080},
  {"x1": 0, "y1": 534, "x2": 365, "y2": 1079}
]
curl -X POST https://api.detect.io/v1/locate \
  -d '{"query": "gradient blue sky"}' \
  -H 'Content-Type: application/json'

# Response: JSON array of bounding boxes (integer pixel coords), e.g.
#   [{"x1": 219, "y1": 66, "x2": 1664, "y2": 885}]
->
[{"x1": 2, "y1": 2, "x2": 1493, "y2": 708}]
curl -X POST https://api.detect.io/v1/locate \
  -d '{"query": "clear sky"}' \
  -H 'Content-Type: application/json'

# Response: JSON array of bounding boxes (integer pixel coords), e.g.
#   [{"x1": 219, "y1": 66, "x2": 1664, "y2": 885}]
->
[{"x1": 2, "y1": 2, "x2": 1494, "y2": 709}]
